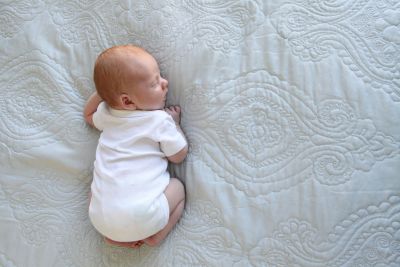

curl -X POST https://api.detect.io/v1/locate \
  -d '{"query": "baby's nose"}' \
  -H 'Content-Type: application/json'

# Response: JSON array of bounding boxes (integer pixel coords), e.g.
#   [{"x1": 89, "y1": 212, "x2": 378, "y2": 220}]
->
[{"x1": 162, "y1": 78, "x2": 168, "y2": 90}]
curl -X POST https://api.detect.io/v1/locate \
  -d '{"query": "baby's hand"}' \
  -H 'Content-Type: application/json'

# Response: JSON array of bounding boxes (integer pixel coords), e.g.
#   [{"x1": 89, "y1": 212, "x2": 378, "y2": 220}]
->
[{"x1": 164, "y1": 106, "x2": 181, "y2": 125}]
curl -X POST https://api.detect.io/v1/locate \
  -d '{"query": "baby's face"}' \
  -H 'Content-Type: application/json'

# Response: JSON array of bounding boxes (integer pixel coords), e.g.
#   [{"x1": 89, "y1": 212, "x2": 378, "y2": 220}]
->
[{"x1": 126, "y1": 51, "x2": 168, "y2": 110}]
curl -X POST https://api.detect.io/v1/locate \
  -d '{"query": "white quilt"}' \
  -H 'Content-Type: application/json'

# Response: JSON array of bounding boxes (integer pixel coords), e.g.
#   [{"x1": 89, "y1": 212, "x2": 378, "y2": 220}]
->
[{"x1": 1, "y1": 0, "x2": 400, "y2": 266}]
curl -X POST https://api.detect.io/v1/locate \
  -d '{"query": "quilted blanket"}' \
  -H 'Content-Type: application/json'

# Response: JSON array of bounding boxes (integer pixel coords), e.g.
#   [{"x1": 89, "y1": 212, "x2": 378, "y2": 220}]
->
[{"x1": 0, "y1": 0, "x2": 399, "y2": 266}]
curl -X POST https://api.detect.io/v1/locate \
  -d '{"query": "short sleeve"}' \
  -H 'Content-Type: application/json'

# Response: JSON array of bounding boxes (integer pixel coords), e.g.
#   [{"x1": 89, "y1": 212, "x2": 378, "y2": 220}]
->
[
  {"x1": 92, "y1": 102, "x2": 107, "y2": 131},
  {"x1": 157, "y1": 115, "x2": 187, "y2": 157}
]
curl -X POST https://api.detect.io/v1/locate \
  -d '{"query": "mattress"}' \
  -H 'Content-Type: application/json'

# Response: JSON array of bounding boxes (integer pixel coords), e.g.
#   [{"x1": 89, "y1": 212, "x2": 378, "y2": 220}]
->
[{"x1": 1, "y1": 0, "x2": 399, "y2": 266}]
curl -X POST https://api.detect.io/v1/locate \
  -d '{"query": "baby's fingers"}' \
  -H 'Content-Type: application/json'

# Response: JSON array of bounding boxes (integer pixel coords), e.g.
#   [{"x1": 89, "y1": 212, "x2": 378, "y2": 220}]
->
[
  {"x1": 173, "y1": 106, "x2": 181, "y2": 113},
  {"x1": 165, "y1": 105, "x2": 181, "y2": 114},
  {"x1": 168, "y1": 105, "x2": 180, "y2": 113}
]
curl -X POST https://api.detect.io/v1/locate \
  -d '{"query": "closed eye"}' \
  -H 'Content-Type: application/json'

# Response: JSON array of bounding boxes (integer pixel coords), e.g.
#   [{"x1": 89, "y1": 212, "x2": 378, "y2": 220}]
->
[{"x1": 151, "y1": 75, "x2": 160, "y2": 87}]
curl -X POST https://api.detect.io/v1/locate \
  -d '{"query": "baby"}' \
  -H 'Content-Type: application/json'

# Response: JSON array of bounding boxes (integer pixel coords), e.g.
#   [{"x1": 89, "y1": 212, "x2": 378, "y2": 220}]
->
[{"x1": 83, "y1": 45, "x2": 188, "y2": 248}]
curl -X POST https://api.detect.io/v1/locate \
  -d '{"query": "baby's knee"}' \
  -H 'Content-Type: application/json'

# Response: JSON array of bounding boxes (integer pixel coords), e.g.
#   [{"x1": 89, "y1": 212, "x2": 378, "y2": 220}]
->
[{"x1": 170, "y1": 178, "x2": 185, "y2": 195}]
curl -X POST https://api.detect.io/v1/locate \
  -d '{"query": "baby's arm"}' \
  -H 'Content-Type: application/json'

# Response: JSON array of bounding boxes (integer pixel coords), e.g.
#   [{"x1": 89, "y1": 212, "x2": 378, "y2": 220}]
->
[
  {"x1": 83, "y1": 92, "x2": 102, "y2": 127},
  {"x1": 164, "y1": 106, "x2": 188, "y2": 164}
]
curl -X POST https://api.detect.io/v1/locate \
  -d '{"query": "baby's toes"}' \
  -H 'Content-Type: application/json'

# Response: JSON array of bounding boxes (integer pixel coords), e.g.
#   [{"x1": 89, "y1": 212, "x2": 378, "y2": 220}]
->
[{"x1": 131, "y1": 241, "x2": 143, "y2": 249}]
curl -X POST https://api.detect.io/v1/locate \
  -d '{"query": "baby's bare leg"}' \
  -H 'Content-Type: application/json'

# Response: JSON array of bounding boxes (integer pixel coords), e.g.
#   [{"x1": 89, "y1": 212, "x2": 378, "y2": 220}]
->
[
  {"x1": 144, "y1": 178, "x2": 185, "y2": 247},
  {"x1": 99, "y1": 179, "x2": 185, "y2": 248},
  {"x1": 104, "y1": 238, "x2": 144, "y2": 249}
]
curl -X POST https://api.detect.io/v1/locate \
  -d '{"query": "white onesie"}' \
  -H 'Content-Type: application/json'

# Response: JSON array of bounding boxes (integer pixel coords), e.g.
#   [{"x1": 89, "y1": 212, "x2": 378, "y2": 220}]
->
[{"x1": 89, "y1": 102, "x2": 187, "y2": 242}]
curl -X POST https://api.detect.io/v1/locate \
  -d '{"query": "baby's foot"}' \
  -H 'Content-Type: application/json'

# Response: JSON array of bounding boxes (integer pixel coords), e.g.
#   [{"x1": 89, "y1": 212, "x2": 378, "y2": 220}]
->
[
  {"x1": 104, "y1": 237, "x2": 144, "y2": 249},
  {"x1": 164, "y1": 106, "x2": 181, "y2": 124},
  {"x1": 130, "y1": 240, "x2": 144, "y2": 248}
]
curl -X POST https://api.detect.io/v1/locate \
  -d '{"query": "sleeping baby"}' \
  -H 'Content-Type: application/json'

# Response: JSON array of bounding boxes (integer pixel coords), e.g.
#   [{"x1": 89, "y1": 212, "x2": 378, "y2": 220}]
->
[{"x1": 83, "y1": 45, "x2": 188, "y2": 248}]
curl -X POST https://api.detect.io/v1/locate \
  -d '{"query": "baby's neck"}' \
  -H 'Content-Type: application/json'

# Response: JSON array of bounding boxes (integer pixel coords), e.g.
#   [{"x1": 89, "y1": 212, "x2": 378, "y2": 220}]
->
[{"x1": 110, "y1": 104, "x2": 162, "y2": 112}]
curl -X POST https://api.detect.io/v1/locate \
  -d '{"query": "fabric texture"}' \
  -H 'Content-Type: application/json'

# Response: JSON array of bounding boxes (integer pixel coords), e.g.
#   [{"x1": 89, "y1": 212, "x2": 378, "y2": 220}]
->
[
  {"x1": 0, "y1": 0, "x2": 399, "y2": 266},
  {"x1": 89, "y1": 102, "x2": 185, "y2": 242}
]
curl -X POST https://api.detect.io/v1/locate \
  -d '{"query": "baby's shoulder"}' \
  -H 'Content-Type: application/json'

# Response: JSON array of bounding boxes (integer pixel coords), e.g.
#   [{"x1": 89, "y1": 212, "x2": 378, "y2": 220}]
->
[{"x1": 147, "y1": 110, "x2": 176, "y2": 130}]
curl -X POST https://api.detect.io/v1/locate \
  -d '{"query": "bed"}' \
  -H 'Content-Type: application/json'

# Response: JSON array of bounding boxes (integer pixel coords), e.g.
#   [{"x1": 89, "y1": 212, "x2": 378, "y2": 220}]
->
[{"x1": 1, "y1": 0, "x2": 399, "y2": 266}]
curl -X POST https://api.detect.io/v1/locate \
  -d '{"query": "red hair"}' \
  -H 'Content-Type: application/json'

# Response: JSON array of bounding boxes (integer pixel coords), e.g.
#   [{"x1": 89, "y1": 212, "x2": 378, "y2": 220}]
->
[{"x1": 93, "y1": 45, "x2": 148, "y2": 108}]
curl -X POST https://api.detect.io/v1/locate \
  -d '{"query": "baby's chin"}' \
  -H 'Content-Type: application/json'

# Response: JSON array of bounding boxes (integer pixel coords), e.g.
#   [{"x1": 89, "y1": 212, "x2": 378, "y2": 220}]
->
[
  {"x1": 143, "y1": 101, "x2": 166, "y2": 110},
  {"x1": 152, "y1": 104, "x2": 166, "y2": 111}
]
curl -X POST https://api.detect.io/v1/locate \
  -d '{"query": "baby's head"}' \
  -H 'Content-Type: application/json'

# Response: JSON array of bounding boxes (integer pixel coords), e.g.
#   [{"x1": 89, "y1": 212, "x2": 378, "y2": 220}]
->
[{"x1": 93, "y1": 45, "x2": 168, "y2": 111}]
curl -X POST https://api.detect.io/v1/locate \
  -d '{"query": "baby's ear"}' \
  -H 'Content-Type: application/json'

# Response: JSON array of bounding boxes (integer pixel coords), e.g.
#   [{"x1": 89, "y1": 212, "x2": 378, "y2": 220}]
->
[{"x1": 119, "y1": 94, "x2": 137, "y2": 110}]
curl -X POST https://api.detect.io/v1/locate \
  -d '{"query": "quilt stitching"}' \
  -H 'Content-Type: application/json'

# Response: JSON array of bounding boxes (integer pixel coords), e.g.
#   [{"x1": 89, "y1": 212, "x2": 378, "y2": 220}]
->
[
  {"x1": 183, "y1": 70, "x2": 399, "y2": 196},
  {"x1": 270, "y1": 0, "x2": 400, "y2": 101}
]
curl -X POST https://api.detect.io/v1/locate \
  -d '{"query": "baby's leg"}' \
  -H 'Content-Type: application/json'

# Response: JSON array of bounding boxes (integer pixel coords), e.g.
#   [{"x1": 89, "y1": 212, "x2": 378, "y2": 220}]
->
[
  {"x1": 104, "y1": 237, "x2": 144, "y2": 249},
  {"x1": 144, "y1": 178, "x2": 185, "y2": 247}
]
